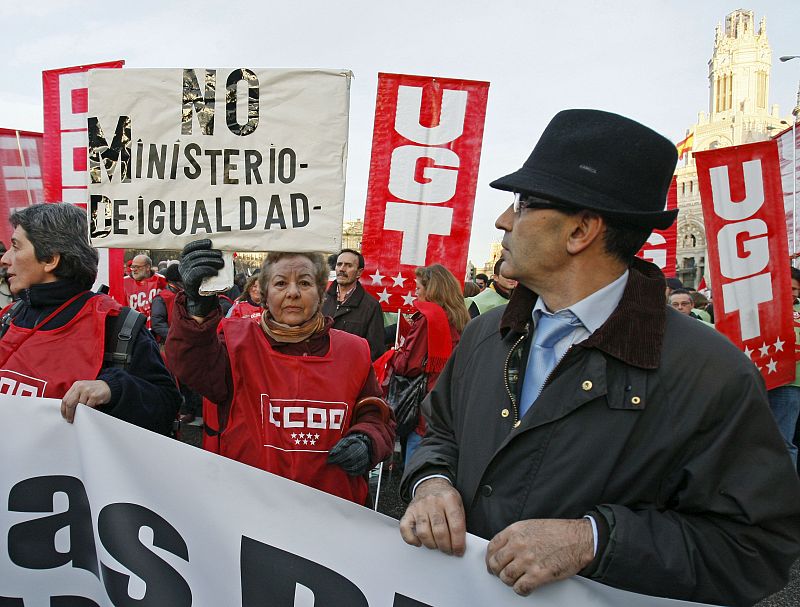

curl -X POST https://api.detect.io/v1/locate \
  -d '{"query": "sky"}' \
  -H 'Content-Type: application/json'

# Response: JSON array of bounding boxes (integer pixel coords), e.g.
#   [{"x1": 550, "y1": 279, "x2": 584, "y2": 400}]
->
[{"x1": 1, "y1": 0, "x2": 798, "y2": 268}]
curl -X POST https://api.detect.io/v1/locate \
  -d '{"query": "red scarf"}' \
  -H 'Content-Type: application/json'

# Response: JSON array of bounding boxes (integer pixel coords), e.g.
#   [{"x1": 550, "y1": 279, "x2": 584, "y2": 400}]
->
[{"x1": 414, "y1": 300, "x2": 452, "y2": 374}]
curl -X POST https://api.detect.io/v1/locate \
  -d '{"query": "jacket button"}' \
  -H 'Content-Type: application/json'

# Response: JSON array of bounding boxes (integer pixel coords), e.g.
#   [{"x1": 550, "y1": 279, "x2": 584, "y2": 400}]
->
[
  {"x1": 480, "y1": 484, "x2": 493, "y2": 497},
  {"x1": 501, "y1": 408, "x2": 510, "y2": 418},
  {"x1": 631, "y1": 396, "x2": 642, "y2": 405},
  {"x1": 582, "y1": 380, "x2": 592, "y2": 391}
]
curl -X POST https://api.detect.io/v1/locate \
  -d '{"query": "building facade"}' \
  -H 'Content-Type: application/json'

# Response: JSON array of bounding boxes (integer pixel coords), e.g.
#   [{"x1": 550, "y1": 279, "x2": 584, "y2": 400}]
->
[{"x1": 676, "y1": 9, "x2": 791, "y2": 287}]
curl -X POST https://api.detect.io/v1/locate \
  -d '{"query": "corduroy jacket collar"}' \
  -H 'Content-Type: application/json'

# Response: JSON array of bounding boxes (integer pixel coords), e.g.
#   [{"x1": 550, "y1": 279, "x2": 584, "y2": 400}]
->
[{"x1": 499, "y1": 257, "x2": 666, "y2": 369}]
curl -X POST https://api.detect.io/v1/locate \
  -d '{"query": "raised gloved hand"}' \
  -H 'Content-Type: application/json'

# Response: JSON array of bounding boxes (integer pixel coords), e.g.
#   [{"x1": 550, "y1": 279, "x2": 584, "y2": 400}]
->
[
  {"x1": 327, "y1": 433, "x2": 372, "y2": 476},
  {"x1": 179, "y1": 239, "x2": 224, "y2": 317}
]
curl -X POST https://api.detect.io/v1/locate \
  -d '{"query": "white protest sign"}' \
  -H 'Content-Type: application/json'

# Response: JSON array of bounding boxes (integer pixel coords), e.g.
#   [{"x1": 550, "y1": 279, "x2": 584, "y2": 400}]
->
[
  {"x1": 87, "y1": 68, "x2": 351, "y2": 252},
  {"x1": 0, "y1": 395, "x2": 715, "y2": 607}
]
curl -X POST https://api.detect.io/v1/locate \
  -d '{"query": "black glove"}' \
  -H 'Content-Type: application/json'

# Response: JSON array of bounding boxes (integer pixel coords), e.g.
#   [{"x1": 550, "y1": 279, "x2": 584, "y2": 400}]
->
[
  {"x1": 327, "y1": 433, "x2": 372, "y2": 476},
  {"x1": 179, "y1": 239, "x2": 225, "y2": 317}
]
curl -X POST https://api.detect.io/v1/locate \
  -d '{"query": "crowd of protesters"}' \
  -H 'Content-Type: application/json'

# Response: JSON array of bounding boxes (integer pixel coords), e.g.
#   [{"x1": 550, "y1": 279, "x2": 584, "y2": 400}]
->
[{"x1": 3, "y1": 108, "x2": 800, "y2": 605}]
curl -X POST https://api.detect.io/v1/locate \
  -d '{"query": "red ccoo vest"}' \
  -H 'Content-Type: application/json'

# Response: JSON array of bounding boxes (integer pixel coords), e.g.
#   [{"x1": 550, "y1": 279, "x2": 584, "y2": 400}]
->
[
  {"x1": 219, "y1": 317, "x2": 371, "y2": 504},
  {"x1": 228, "y1": 300, "x2": 263, "y2": 320},
  {"x1": 0, "y1": 295, "x2": 120, "y2": 399}
]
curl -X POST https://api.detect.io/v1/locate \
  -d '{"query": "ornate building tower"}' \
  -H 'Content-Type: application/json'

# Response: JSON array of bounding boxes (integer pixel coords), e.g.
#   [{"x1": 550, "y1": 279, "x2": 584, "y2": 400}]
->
[{"x1": 675, "y1": 9, "x2": 790, "y2": 286}]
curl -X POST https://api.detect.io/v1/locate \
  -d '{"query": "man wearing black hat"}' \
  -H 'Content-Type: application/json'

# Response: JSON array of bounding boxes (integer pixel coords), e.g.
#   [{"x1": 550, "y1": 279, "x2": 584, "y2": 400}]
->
[{"x1": 399, "y1": 110, "x2": 800, "y2": 605}]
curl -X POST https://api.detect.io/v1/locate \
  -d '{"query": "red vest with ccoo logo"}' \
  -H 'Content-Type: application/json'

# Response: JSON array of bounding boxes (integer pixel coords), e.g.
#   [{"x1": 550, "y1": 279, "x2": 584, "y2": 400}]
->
[
  {"x1": 123, "y1": 275, "x2": 166, "y2": 325},
  {"x1": 220, "y1": 317, "x2": 371, "y2": 504},
  {"x1": 228, "y1": 300, "x2": 262, "y2": 320},
  {"x1": 158, "y1": 287, "x2": 178, "y2": 325},
  {"x1": 0, "y1": 295, "x2": 120, "y2": 399}
]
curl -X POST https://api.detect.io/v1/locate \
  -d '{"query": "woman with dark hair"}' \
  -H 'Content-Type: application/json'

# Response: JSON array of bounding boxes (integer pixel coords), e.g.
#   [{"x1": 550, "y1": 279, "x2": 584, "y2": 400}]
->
[
  {"x1": 166, "y1": 240, "x2": 395, "y2": 505},
  {"x1": 227, "y1": 273, "x2": 262, "y2": 320},
  {"x1": 385, "y1": 263, "x2": 469, "y2": 464},
  {"x1": 0, "y1": 203, "x2": 180, "y2": 433}
]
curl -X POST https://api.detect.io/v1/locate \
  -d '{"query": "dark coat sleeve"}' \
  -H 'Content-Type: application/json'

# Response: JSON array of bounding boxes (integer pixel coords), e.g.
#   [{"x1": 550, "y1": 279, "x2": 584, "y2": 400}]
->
[
  {"x1": 97, "y1": 323, "x2": 181, "y2": 435},
  {"x1": 364, "y1": 297, "x2": 387, "y2": 362},
  {"x1": 349, "y1": 367, "x2": 397, "y2": 467},
  {"x1": 164, "y1": 292, "x2": 233, "y2": 407},
  {"x1": 150, "y1": 295, "x2": 169, "y2": 340},
  {"x1": 588, "y1": 367, "x2": 800, "y2": 606}
]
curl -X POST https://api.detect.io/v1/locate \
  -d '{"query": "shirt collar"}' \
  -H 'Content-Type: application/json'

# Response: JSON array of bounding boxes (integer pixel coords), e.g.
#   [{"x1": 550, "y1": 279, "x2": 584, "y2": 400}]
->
[{"x1": 532, "y1": 270, "x2": 629, "y2": 335}]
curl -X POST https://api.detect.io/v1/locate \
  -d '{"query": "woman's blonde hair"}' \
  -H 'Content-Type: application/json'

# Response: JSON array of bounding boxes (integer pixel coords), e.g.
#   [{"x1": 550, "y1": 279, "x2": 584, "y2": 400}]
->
[
  {"x1": 238, "y1": 274, "x2": 261, "y2": 302},
  {"x1": 415, "y1": 264, "x2": 470, "y2": 333}
]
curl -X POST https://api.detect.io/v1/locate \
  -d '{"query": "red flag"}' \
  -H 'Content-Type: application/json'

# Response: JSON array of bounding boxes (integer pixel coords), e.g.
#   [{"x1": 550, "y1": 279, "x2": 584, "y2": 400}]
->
[
  {"x1": 360, "y1": 73, "x2": 490, "y2": 312},
  {"x1": 42, "y1": 61, "x2": 125, "y2": 300},
  {"x1": 0, "y1": 129, "x2": 44, "y2": 246},
  {"x1": 636, "y1": 177, "x2": 677, "y2": 276},
  {"x1": 696, "y1": 140, "x2": 795, "y2": 389}
]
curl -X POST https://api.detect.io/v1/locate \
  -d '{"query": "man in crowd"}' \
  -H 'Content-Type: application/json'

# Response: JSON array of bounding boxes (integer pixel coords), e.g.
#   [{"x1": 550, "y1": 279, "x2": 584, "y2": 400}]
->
[
  {"x1": 467, "y1": 258, "x2": 516, "y2": 318},
  {"x1": 399, "y1": 109, "x2": 800, "y2": 606},
  {"x1": 321, "y1": 248, "x2": 385, "y2": 361},
  {"x1": 0, "y1": 203, "x2": 179, "y2": 434},
  {"x1": 669, "y1": 287, "x2": 713, "y2": 325},
  {"x1": 475, "y1": 273, "x2": 489, "y2": 292},
  {"x1": 122, "y1": 253, "x2": 166, "y2": 326}
]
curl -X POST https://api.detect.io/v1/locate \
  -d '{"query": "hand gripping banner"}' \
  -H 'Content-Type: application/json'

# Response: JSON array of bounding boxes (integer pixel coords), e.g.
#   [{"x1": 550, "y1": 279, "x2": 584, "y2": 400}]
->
[
  {"x1": 360, "y1": 73, "x2": 489, "y2": 312},
  {"x1": 696, "y1": 141, "x2": 795, "y2": 389}
]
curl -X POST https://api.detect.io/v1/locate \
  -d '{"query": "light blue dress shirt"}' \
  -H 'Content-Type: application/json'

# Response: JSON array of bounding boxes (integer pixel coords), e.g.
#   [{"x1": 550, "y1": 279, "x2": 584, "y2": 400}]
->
[{"x1": 521, "y1": 269, "x2": 630, "y2": 407}]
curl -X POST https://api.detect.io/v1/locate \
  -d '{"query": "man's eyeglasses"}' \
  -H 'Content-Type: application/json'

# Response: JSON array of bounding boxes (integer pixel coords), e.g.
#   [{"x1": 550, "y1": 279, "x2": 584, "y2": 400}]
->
[
  {"x1": 130, "y1": 264, "x2": 147, "y2": 270},
  {"x1": 512, "y1": 192, "x2": 568, "y2": 214}
]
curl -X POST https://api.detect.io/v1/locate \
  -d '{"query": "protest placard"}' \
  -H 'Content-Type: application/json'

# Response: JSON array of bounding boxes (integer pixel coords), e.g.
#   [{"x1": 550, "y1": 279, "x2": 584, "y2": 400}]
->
[
  {"x1": 0, "y1": 129, "x2": 44, "y2": 247},
  {"x1": 42, "y1": 61, "x2": 125, "y2": 298},
  {"x1": 87, "y1": 68, "x2": 351, "y2": 252},
  {"x1": 360, "y1": 73, "x2": 489, "y2": 312},
  {"x1": 637, "y1": 177, "x2": 678, "y2": 276},
  {"x1": 697, "y1": 140, "x2": 795, "y2": 388}
]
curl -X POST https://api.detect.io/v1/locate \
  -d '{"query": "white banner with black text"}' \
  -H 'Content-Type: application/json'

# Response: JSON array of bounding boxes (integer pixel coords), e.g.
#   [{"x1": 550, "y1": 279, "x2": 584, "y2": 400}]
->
[{"x1": 0, "y1": 395, "x2": 713, "y2": 607}]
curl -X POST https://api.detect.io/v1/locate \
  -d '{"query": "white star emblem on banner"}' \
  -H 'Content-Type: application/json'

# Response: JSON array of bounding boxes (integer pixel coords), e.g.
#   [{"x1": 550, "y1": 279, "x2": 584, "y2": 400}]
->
[
  {"x1": 774, "y1": 337, "x2": 785, "y2": 352},
  {"x1": 402, "y1": 292, "x2": 416, "y2": 306},
  {"x1": 378, "y1": 289, "x2": 391, "y2": 304},
  {"x1": 743, "y1": 346, "x2": 753, "y2": 359},
  {"x1": 370, "y1": 270, "x2": 384, "y2": 285},
  {"x1": 758, "y1": 343, "x2": 770, "y2": 357},
  {"x1": 392, "y1": 273, "x2": 407, "y2": 287},
  {"x1": 766, "y1": 359, "x2": 778, "y2": 374}
]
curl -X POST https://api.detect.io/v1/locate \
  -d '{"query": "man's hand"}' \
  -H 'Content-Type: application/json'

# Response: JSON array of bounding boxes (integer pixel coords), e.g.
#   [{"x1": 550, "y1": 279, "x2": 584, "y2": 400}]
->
[
  {"x1": 61, "y1": 380, "x2": 112, "y2": 423},
  {"x1": 399, "y1": 478, "x2": 466, "y2": 556},
  {"x1": 485, "y1": 518, "x2": 595, "y2": 596}
]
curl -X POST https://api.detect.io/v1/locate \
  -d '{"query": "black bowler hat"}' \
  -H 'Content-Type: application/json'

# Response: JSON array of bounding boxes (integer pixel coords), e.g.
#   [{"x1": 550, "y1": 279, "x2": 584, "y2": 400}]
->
[{"x1": 490, "y1": 109, "x2": 678, "y2": 229}]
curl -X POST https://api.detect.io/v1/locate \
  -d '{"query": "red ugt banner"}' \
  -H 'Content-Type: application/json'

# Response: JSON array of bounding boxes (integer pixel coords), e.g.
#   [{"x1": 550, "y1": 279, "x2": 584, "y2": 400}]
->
[
  {"x1": 637, "y1": 177, "x2": 677, "y2": 276},
  {"x1": 42, "y1": 61, "x2": 124, "y2": 300},
  {"x1": 360, "y1": 73, "x2": 489, "y2": 312},
  {"x1": 696, "y1": 140, "x2": 795, "y2": 389},
  {"x1": 0, "y1": 129, "x2": 44, "y2": 247}
]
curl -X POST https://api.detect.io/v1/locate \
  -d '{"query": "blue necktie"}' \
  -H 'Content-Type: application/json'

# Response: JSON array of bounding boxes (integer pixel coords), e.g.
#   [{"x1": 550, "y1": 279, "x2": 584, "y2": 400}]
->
[{"x1": 519, "y1": 312, "x2": 580, "y2": 417}]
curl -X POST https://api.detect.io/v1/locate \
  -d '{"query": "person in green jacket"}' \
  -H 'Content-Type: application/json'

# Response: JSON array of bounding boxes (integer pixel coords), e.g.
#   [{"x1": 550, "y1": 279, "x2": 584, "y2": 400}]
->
[{"x1": 466, "y1": 258, "x2": 517, "y2": 318}]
